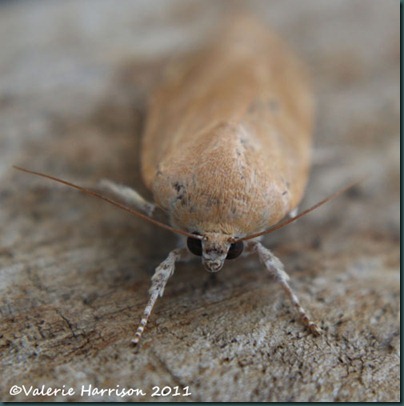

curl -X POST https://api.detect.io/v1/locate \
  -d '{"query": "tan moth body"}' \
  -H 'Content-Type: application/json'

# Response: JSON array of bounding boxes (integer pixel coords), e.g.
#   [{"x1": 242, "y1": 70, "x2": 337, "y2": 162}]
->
[
  {"x1": 15, "y1": 15, "x2": 329, "y2": 345},
  {"x1": 142, "y1": 16, "x2": 314, "y2": 238},
  {"x1": 131, "y1": 15, "x2": 321, "y2": 342}
]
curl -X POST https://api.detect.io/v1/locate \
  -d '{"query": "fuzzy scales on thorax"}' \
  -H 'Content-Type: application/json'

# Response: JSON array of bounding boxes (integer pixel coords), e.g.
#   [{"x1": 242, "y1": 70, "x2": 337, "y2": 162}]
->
[{"x1": 141, "y1": 15, "x2": 314, "y2": 238}]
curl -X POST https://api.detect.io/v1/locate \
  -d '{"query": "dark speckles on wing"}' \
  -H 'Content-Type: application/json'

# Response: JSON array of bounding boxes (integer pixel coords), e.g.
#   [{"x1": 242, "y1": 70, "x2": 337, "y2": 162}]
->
[
  {"x1": 173, "y1": 181, "x2": 183, "y2": 194},
  {"x1": 172, "y1": 181, "x2": 188, "y2": 206}
]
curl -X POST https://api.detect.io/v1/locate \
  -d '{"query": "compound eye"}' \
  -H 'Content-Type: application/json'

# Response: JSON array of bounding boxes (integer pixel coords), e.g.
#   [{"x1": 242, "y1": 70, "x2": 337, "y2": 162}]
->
[
  {"x1": 226, "y1": 240, "x2": 244, "y2": 260},
  {"x1": 187, "y1": 236, "x2": 202, "y2": 256}
]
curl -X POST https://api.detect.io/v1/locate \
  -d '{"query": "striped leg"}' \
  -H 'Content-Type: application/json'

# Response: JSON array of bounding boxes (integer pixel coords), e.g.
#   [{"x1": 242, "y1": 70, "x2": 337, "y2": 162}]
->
[
  {"x1": 250, "y1": 241, "x2": 321, "y2": 336},
  {"x1": 132, "y1": 247, "x2": 187, "y2": 345}
]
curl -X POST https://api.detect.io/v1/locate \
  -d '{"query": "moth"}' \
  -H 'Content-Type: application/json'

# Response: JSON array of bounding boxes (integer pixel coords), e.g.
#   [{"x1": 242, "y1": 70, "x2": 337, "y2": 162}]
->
[{"x1": 15, "y1": 15, "x2": 357, "y2": 345}]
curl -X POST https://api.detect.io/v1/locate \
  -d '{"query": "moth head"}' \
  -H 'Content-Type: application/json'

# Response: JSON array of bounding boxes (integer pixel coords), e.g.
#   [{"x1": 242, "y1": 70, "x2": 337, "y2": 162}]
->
[{"x1": 187, "y1": 232, "x2": 244, "y2": 272}]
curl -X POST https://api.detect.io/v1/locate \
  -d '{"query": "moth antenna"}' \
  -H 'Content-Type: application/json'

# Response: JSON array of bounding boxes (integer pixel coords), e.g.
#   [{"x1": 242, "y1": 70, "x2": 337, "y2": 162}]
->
[
  {"x1": 13, "y1": 166, "x2": 203, "y2": 240},
  {"x1": 239, "y1": 178, "x2": 366, "y2": 242}
]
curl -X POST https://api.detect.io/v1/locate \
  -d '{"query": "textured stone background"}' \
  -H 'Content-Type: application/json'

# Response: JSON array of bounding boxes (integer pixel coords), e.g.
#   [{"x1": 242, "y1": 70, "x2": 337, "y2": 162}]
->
[{"x1": 0, "y1": 0, "x2": 399, "y2": 402}]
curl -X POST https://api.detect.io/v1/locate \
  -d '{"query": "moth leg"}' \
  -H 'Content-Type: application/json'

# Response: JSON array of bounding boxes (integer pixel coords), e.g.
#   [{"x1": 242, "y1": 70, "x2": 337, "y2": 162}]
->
[
  {"x1": 248, "y1": 241, "x2": 322, "y2": 336},
  {"x1": 99, "y1": 179, "x2": 155, "y2": 217},
  {"x1": 132, "y1": 247, "x2": 188, "y2": 345}
]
